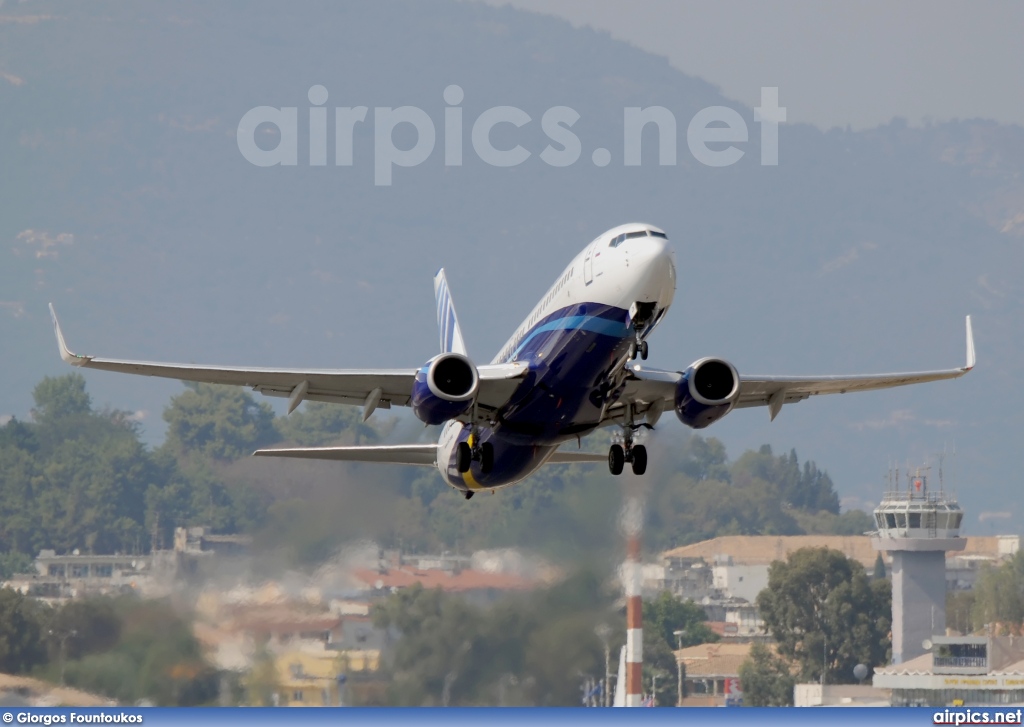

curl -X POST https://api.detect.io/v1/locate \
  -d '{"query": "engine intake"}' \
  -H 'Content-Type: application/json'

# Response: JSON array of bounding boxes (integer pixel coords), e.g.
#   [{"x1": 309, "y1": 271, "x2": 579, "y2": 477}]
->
[
  {"x1": 675, "y1": 357, "x2": 739, "y2": 429},
  {"x1": 411, "y1": 353, "x2": 479, "y2": 425}
]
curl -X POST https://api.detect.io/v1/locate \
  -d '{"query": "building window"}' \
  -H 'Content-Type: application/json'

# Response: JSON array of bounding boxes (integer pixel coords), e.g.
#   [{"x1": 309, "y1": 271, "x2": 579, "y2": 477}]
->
[{"x1": 292, "y1": 690, "x2": 304, "y2": 703}]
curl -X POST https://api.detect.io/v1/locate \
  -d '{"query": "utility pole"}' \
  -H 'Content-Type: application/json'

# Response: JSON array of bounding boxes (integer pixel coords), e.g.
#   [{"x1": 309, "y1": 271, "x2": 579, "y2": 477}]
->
[
  {"x1": 821, "y1": 635, "x2": 827, "y2": 686},
  {"x1": 674, "y1": 629, "x2": 686, "y2": 706}
]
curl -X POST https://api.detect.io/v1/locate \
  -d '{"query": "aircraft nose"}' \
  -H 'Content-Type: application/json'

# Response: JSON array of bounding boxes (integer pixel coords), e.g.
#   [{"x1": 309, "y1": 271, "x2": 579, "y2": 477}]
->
[
  {"x1": 632, "y1": 235, "x2": 673, "y2": 268},
  {"x1": 626, "y1": 235, "x2": 676, "y2": 301}
]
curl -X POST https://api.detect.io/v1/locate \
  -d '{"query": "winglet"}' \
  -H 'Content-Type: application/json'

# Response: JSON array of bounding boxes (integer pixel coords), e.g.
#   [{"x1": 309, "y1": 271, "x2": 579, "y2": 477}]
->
[
  {"x1": 964, "y1": 315, "x2": 975, "y2": 371},
  {"x1": 48, "y1": 303, "x2": 90, "y2": 366}
]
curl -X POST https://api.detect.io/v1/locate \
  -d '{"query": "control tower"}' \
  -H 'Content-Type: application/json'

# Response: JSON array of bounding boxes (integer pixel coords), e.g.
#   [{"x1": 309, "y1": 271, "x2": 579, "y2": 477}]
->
[{"x1": 871, "y1": 468, "x2": 965, "y2": 664}]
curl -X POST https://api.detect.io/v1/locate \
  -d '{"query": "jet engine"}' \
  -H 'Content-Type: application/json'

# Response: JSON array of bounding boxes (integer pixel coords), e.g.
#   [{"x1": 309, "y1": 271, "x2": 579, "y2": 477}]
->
[
  {"x1": 674, "y1": 357, "x2": 740, "y2": 429},
  {"x1": 410, "y1": 353, "x2": 479, "y2": 425}
]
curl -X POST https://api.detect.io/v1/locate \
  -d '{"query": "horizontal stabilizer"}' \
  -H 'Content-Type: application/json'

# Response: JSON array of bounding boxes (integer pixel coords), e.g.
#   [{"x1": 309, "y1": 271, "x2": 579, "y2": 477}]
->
[
  {"x1": 546, "y1": 450, "x2": 608, "y2": 465},
  {"x1": 253, "y1": 444, "x2": 438, "y2": 466}
]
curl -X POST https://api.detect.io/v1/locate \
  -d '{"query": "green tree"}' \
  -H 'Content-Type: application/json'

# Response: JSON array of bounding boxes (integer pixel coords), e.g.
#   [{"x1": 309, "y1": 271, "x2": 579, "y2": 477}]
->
[
  {"x1": 0, "y1": 588, "x2": 48, "y2": 673},
  {"x1": 972, "y1": 552, "x2": 1024, "y2": 629},
  {"x1": 642, "y1": 591, "x2": 718, "y2": 649},
  {"x1": 31, "y1": 374, "x2": 92, "y2": 427},
  {"x1": 47, "y1": 597, "x2": 123, "y2": 660},
  {"x1": 275, "y1": 402, "x2": 379, "y2": 446},
  {"x1": 738, "y1": 643, "x2": 795, "y2": 706},
  {"x1": 163, "y1": 383, "x2": 278, "y2": 460},
  {"x1": 756, "y1": 547, "x2": 890, "y2": 683},
  {"x1": 872, "y1": 553, "x2": 887, "y2": 580}
]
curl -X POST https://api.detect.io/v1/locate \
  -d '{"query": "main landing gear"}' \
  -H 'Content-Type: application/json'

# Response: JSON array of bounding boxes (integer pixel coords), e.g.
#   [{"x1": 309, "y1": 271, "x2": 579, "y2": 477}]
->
[
  {"x1": 456, "y1": 437, "x2": 494, "y2": 474},
  {"x1": 608, "y1": 405, "x2": 649, "y2": 476},
  {"x1": 608, "y1": 442, "x2": 647, "y2": 476}
]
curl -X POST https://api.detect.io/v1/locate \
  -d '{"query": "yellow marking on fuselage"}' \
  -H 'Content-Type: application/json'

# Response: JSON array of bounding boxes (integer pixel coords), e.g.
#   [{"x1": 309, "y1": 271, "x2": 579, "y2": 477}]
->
[
  {"x1": 462, "y1": 469, "x2": 483, "y2": 490},
  {"x1": 461, "y1": 433, "x2": 482, "y2": 489}
]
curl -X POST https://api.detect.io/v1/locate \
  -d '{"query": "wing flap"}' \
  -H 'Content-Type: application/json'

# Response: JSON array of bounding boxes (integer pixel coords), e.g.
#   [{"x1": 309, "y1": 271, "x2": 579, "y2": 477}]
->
[
  {"x1": 546, "y1": 450, "x2": 608, "y2": 465},
  {"x1": 252, "y1": 444, "x2": 438, "y2": 466}
]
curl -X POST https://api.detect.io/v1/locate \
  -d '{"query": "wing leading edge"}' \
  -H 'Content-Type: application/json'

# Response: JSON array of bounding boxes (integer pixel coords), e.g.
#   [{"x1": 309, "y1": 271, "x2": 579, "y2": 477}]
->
[
  {"x1": 617, "y1": 316, "x2": 975, "y2": 423},
  {"x1": 48, "y1": 304, "x2": 526, "y2": 418}
]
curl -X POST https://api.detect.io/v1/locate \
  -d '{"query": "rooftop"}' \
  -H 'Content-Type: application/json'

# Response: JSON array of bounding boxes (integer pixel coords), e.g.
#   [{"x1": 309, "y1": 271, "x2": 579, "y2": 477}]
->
[
  {"x1": 662, "y1": 535, "x2": 1017, "y2": 569},
  {"x1": 350, "y1": 566, "x2": 536, "y2": 593}
]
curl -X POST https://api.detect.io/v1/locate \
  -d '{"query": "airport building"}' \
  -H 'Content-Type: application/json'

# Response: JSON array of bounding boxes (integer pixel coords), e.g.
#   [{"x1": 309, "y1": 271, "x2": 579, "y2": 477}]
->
[{"x1": 874, "y1": 635, "x2": 1024, "y2": 706}]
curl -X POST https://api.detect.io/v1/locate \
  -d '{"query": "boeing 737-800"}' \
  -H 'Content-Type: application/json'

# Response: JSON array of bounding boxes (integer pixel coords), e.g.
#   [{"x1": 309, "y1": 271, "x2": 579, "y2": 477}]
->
[{"x1": 50, "y1": 223, "x2": 975, "y2": 499}]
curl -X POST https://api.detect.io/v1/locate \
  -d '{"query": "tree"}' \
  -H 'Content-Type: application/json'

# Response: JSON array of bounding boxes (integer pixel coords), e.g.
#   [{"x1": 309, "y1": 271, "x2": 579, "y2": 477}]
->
[
  {"x1": 47, "y1": 597, "x2": 123, "y2": 660},
  {"x1": 0, "y1": 588, "x2": 48, "y2": 673},
  {"x1": 872, "y1": 553, "x2": 887, "y2": 581},
  {"x1": 275, "y1": 402, "x2": 379, "y2": 446},
  {"x1": 642, "y1": 591, "x2": 718, "y2": 649},
  {"x1": 972, "y1": 552, "x2": 1024, "y2": 630},
  {"x1": 739, "y1": 643, "x2": 795, "y2": 706},
  {"x1": 756, "y1": 547, "x2": 890, "y2": 683},
  {"x1": 31, "y1": 374, "x2": 92, "y2": 426},
  {"x1": 163, "y1": 383, "x2": 278, "y2": 460}
]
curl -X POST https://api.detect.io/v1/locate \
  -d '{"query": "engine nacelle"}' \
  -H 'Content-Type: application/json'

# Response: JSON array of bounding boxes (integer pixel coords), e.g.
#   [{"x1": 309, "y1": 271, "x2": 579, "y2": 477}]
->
[
  {"x1": 410, "y1": 353, "x2": 480, "y2": 425},
  {"x1": 674, "y1": 357, "x2": 740, "y2": 429}
]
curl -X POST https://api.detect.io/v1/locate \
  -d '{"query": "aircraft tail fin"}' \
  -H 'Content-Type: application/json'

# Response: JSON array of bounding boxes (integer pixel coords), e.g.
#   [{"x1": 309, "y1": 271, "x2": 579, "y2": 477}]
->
[{"x1": 433, "y1": 268, "x2": 468, "y2": 356}]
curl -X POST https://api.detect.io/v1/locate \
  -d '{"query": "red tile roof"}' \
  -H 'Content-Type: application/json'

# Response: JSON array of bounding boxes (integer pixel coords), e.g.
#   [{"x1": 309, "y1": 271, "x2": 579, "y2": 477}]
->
[{"x1": 351, "y1": 567, "x2": 535, "y2": 593}]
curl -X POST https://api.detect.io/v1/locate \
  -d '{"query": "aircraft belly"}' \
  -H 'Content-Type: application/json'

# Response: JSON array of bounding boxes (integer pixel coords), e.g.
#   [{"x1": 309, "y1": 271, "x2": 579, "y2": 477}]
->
[{"x1": 496, "y1": 305, "x2": 632, "y2": 444}]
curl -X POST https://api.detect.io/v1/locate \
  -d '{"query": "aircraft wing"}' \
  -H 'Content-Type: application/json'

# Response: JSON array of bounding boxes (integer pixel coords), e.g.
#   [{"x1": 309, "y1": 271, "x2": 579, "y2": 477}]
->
[
  {"x1": 253, "y1": 444, "x2": 438, "y2": 466},
  {"x1": 610, "y1": 316, "x2": 975, "y2": 424},
  {"x1": 250, "y1": 444, "x2": 608, "y2": 467},
  {"x1": 49, "y1": 304, "x2": 526, "y2": 417}
]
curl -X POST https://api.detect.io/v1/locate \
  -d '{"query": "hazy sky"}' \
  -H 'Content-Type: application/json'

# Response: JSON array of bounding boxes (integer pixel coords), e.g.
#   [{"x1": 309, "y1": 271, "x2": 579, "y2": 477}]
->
[{"x1": 475, "y1": 0, "x2": 1024, "y2": 130}]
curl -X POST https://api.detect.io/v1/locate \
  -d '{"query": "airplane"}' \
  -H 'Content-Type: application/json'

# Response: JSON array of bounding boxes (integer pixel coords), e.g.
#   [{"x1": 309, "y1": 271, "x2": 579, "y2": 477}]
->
[{"x1": 49, "y1": 222, "x2": 975, "y2": 500}]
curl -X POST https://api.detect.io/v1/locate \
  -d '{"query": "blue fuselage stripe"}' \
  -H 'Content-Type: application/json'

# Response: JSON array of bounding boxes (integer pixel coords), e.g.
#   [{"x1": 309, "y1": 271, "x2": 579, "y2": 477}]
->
[{"x1": 510, "y1": 314, "x2": 628, "y2": 360}]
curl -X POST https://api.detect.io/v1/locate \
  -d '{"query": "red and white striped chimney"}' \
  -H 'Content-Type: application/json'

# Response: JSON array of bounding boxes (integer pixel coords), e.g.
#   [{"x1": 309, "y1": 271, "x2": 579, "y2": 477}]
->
[{"x1": 620, "y1": 496, "x2": 644, "y2": 707}]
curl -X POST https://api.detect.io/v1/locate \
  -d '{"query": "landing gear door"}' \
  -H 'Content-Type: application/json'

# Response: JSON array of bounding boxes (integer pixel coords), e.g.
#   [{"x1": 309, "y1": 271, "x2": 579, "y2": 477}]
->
[{"x1": 583, "y1": 247, "x2": 594, "y2": 285}]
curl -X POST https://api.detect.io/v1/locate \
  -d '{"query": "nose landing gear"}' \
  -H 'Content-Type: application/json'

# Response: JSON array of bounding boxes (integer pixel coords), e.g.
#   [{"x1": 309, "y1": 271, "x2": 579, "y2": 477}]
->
[
  {"x1": 628, "y1": 301, "x2": 657, "y2": 361},
  {"x1": 628, "y1": 339, "x2": 649, "y2": 361}
]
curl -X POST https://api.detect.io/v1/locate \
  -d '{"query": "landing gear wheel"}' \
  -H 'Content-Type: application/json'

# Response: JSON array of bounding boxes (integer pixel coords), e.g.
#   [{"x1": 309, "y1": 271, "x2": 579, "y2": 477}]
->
[
  {"x1": 456, "y1": 441, "x2": 472, "y2": 473},
  {"x1": 464, "y1": 490, "x2": 475, "y2": 500},
  {"x1": 639, "y1": 341, "x2": 649, "y2": 361},
  {"x1": 480, "y1": 442, "x2": 494, "y2": 474},
  {"x1": 631, "y1": 444, "x2": 647, "y2": 475},
  {"x1": 628, "y1": 342, "x2": 638, "y2": 360},
  {"x1": 608, "y1": 444, "x2": 625, "y2": 476}
]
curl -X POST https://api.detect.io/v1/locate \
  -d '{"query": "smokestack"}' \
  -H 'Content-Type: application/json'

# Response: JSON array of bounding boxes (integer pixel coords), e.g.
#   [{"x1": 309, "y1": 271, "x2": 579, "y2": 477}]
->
[{"x1": 620, "y1": 496, "x2": 644, "y2": 707}]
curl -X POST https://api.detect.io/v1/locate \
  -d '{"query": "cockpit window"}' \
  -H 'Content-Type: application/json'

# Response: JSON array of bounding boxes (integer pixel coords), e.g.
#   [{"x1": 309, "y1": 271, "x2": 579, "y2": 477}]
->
[
  {"x1": 610, "y1": 230, "x2": 659, "y2": 247},
  {"x1": 608, "y1": 229, "x2": 669, "y2": 246}
]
